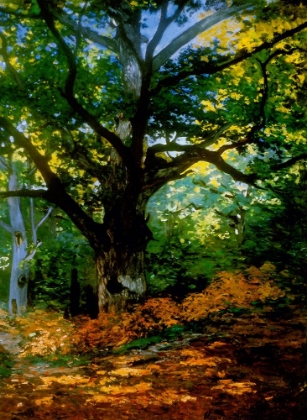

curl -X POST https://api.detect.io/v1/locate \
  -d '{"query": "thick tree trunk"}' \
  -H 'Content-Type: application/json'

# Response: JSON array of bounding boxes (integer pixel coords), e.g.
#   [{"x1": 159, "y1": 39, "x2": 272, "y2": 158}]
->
[
  {"x1": 95, "y1": 195, "x2": 149, "y2": 312},
  {"x1": 96, "y1": 248, "x2": 146, "y2": 312}
]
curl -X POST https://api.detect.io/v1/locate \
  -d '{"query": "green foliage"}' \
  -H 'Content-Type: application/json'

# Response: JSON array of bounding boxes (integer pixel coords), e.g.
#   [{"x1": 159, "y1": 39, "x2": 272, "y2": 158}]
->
[
  {"x1": 114, "y1": 335, "x2": 162, "y2": 354},
  {"x1": 1, "y1": 0, "x2": 307, "y2": 314},
  {"x1": 0, "y1": 226, "x2": 10, "y2": 302},
  {"x1": 114, "y1": 324, "x2": 187, "y2": 354},
  {"x1": 0, "y1": 348, "x2": 14, "y2": 377},
  {"x1": 30, "y1": 214, "x2": 96, "y2": 311},
  {"x1": 22, "y1": 353, "x2": 91, "y2": 368},
  {"x1": 146, "y1": 173, "x2": 246, "y2": 295},
  {"x1": 0, "y1": 270, "x2": 10, "y2": 302},
  {"x1": 146, "y1": 158, "x2": 307, "y2": 296}
]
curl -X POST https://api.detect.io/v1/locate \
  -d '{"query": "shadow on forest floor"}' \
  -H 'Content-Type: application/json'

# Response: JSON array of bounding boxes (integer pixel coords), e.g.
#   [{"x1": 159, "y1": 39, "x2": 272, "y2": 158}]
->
[{"x1": 1, "y1": 268, "x2": 307, "y2": 419}]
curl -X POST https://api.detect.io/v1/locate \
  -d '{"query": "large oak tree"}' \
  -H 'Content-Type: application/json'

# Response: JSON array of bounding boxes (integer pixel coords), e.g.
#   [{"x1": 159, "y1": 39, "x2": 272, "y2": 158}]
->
[{"x1": 0, "y1": 0, "x2": 307, "y2": 313}]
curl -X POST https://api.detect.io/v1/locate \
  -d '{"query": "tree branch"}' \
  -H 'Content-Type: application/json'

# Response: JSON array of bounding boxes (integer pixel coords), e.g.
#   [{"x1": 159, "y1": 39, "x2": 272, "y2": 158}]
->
[
  {"x1": 144, "y1": 147, "x2": 257, "y2": 196},
  {"x1": 0, "y1": 117, "x2": 60, "y2": 189},
  {"x1": 24, "y1": 241, "x2": 42, "y2": 262},
  {"x1": 29, "y1": 197, "x2": 53, "y2": 243},
  {"x1": 167, "y1": 0, "x2": 187, "y2": 24},
  {"x1": 146, "y1": 142, "x2": 193, "y2": 158},
  {"x1": 146, "y1": 123, "x2": 233, "y2": 160},
  {"x1": 153, "y1": 20, "x2": 307, "y2": 92},
  {"x1": 270, "y1": 153, "x2": 307, "y2": 171},
  {"x1": 0, "y1": 219, "x2": 13, "y2": 234},
  {"x1": 145, "y1": 1, "x2": 187, "y2": 63},
  {"x1": 146, "y1": 2, "x2": 169, "y2": 62},
  {"x1": 0, "y1": 118, "x2": 110, "y2": 249},
  {"x1": 217, "y1": 136, "x2": 253, "y2": 155},
  {"x1": 0, "y1": 32, "x2": 25, "y2": 89},
  {"x1": 199, "y1": 123, "x2": 234, "y2": 149},
  {"x1": 188, "y1": 150, "x2": 257, "y2": 184},
  {"x1": 53, "y1": 11, "x2": 118, "y2": 53},
  {"x1": 73, "y1": 5, "x2": 84, "y2": 57},
  {"x1": 0, "y1": 189, "x2": 49, "y2": 199},
  {"x1": 0, "y1": 156, "x2": 9, "y2": 171},
  {"x1": 36, "y1": 0, "x2": 130, "y2": 165},
  {"x1": 217, "y1": 47, "x2": 302, "y2": 155},
  {"x1": 152, "y1": 3, "x2": 254, "y2": 71},
  {"x1": 36, "y1": 206, "x2": 53, "y2": 231}
]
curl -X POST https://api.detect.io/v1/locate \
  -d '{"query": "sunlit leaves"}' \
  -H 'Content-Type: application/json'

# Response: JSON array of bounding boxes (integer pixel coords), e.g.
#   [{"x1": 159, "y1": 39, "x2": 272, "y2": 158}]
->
[
  {"x1": 197, "y1": 3, "x2": 307, "y2": 54},
  {"x1": 73, "y1": 296, "x2": 181, "y2": 352},
  {"x1": 182, "y1": 264, "x2": 286, "y2": 321}
]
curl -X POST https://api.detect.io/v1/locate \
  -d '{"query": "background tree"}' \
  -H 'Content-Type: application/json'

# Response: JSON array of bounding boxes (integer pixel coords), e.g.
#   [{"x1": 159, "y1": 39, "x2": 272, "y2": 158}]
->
[
  {"x1": 29, "y1": 211, "x2": 97, "y2": 317},
  {"x1": 0, "y1": 156, "x2": 52, "y2": 314},
  {"x1": 0, "y1": 0, "x2": 307, "y2": 313}
]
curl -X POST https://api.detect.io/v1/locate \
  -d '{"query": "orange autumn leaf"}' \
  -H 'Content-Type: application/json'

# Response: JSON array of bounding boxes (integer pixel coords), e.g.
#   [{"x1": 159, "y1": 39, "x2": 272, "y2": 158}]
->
[{"x1": 99, "y1": 382, "x2": 152, "y2": 395}]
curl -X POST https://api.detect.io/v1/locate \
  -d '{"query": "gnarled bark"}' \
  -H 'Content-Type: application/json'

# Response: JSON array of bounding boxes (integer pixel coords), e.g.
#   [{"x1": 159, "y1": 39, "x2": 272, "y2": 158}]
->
[
  {"x1": 96, "y1": 248, "x2": 146, "y2": 312},
  {"x1": 92, "y1": 188, "x2": 150, "y2": 312}
]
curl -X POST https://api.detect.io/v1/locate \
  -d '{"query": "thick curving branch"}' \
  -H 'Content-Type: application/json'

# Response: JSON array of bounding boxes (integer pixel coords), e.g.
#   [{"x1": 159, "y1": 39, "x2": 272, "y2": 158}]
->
[
  {"x1": 152, "y1": 3, "x2": 254, "y2": 71},
  {"x1": 0, "y1": 117, "x2": 110, "y2": 248},
  {"x1": 146, "y1": 144, "x2": 307, "y2": 196},
  {"x1": 270, "y1": 153, "x2": 307, "y2": 171},
  {"x1": 36, "y1": 0, "x2": 130, "y2": 166},
  {"x1": 217, "y1": 48, "x2": 301, "y2": 155},
  {"x1": 146, "y1": 123, "x2": 233, "y2": 159},
  {"x1": 144, "y1": 146, "x2": 258, "y2": 197},
  {"x1": 145, "y1": 1, "x2": 186, "y2": 62},
  {"x1": 0, "y1": 117, "x2": 60, "y2": 189},
  {"x1": 153, "y1": 20, "x2": 307, "y2": 93},
  {"x1": 54, "y1": 11, "x2": 118, "y2": 53}
]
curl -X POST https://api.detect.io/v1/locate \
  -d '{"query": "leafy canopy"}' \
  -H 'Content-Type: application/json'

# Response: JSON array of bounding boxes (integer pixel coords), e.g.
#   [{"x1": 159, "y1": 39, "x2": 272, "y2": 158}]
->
[{"x1": 0, "y1": 0, "x2": 306, "y2": 254}]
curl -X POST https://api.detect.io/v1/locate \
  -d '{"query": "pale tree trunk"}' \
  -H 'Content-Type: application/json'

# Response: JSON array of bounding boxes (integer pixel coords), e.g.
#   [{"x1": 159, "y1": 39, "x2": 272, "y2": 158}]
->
[
  {"x1": 7, "y1": 167, "x2": 29, "y2": 315},
  {"x1": 234, "y1": 187, "x2": 249, "y2": 248},
  {"x1": 0, "y1": 159, "x2": 52, "y2": 315}
]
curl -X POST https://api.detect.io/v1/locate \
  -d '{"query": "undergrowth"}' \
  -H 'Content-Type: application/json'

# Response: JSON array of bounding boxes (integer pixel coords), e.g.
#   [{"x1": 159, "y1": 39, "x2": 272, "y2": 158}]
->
[
  {"x1": 72, "y1": 263, "x2": 291, "y2": 354},
  {"x1": 0, "y1": 263, "x2": 294, "y2": 357}
]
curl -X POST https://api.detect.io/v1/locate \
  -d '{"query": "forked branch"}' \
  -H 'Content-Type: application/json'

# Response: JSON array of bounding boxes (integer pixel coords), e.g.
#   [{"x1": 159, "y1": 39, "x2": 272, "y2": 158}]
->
[{"x1": 36, "y1": 0, "x2": 130, "y2": 165}]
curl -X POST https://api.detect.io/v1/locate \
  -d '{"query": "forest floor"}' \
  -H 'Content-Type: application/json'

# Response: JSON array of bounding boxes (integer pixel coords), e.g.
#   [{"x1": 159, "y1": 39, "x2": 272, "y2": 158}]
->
[{"x1": 1, "y1": 267, "x2": 307, "y2": 419}]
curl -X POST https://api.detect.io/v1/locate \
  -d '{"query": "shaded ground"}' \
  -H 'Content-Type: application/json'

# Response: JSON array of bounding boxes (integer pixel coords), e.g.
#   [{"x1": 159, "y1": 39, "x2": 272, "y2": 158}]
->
[{"x1": 1, "y1": 304, "x2": 307, "y2": 419}]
